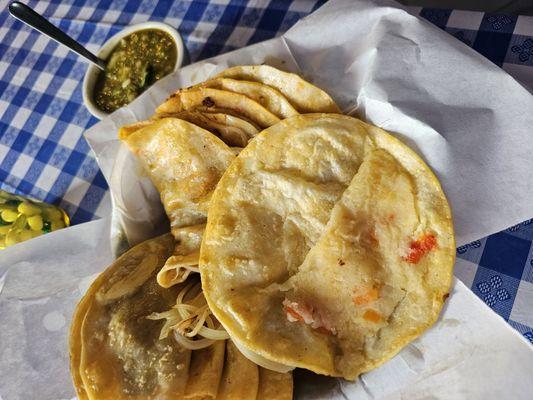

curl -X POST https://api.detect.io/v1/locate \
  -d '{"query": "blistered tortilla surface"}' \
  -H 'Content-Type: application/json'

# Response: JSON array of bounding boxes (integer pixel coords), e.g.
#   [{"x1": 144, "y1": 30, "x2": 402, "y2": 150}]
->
[
  {"x1": 200, "y1": 114, "x2": 455, "y2": 380},
  {"x1": 214, "y1": 65, "x2": 340, "y2": 113},
  {"x1": 122, "y1": 118, "x2": 235, "y2": 237},
  {"x1": 156, "y1": 88, "x2": 280, "y2": 129},
  {"x1": 199, "y1": 78, "x2": 299, "y2": 119},
  {"x1": 119, "y1": 112, "x2": 259, "y2": 148}
]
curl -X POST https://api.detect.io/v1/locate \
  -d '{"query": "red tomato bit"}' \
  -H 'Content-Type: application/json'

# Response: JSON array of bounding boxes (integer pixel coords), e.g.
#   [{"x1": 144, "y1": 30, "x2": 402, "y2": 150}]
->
[{"x1": 403, "y1": 233, "x2": 437, "y2": 264}]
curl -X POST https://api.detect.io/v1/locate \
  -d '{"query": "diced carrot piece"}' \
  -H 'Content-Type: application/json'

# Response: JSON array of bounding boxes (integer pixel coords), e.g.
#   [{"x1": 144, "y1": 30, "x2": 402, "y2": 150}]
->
[
  {"x1": 353, "y1": 287, "x2": 380, "y2": 306},
  {"x1": 403, "y1": 233, "x2": 437, "y2": 264},
  {"x1": 363, "y1": 309, "x2": 381, "y2": 323}
]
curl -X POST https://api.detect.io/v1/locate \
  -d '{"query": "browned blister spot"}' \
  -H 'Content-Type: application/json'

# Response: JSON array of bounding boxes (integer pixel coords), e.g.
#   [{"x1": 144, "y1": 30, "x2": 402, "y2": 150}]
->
[{"x1": 202, "y1": 97, "x2": 215, "y2": 107}]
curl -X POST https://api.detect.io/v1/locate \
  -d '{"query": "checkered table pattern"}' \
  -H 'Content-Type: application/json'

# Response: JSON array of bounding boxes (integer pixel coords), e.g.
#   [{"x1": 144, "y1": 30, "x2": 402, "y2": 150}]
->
[{"x1": 0, "y1": 0, "x2": 532, "y2": 343}]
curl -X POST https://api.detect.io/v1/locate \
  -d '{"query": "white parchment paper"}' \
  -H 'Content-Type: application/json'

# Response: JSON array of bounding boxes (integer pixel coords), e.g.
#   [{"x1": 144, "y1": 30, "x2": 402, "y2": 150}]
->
[
  {"x1": 85, "y1": 0, "x2": 533, "y2": 249},
  {"x1": 0, "y1": 221, "x2": 531, "y2": 399},
  {"x1": 1, "y1": 0, "x2": 533, "y2": 399},
  {"x1": 0, "y1": 218, "x2": 112, "y2": 400}
]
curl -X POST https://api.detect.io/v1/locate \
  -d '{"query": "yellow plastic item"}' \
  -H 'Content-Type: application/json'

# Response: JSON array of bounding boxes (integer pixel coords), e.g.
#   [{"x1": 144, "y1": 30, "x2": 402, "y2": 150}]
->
[
  {"x1": 1, "y1": 209, "x2": 18, "y2": 222},
  {"x1": 19, "y1": 230, "x2": 34, "y2": 242},
  {"x1": 5, "y1": 230, "x2": 19, "y2": 246},
  {"x1": 0, "y1": 190, "x2": 70, "y2": 249},
  {"x1": 18, "y1": 202, "x2": 41, "y2": 216},
  {"x1": 45, "y1": 208, "x2": 63, "y2": 221},
  {"x1": 51, "y1": 220, "x2": 65, "y2": 231},
  {"x1": 27, "y1": 215, "x2": 44, "y2": 231}
]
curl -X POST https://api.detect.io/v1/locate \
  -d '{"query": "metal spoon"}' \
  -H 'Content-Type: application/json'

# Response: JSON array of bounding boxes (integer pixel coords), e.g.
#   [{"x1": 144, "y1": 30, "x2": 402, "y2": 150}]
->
[{"x1": 8, "y1": 1, "x2": 106, "y2": 70}]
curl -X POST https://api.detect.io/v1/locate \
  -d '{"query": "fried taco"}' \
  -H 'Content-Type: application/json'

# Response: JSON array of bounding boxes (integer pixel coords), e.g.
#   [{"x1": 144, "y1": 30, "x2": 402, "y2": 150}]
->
[
  {"x1": 214, "y1": 65, "x2": 340, "y2": 113},
  {"x1": 200, "y1": 114, "x2": 455, "y2": 380},
  {"x1": 70, "y1": 234, "x2": 292, "y2": 399}
]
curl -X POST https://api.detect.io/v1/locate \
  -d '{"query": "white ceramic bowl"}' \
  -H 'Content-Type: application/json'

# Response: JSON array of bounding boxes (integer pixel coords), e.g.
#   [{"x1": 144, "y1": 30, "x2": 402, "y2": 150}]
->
[{"x1": 82, "y1": 22, "x2": 185, "y2": 120}]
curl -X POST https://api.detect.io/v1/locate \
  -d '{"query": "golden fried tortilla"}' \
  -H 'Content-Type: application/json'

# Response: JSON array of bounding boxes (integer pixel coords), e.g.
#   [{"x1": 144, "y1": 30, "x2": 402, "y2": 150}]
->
[
  {"x1": 214, "y1": 65, "x2": 340, "y2": 113},
  {"x1": 200, "y1": 114, "x2": 455, "y2": 380},
  {"x1": 184, "y1": 340, "x2": 226, "y2": 400},
  {"x1": 217, "y1": 340, "x2": 259, "y2": 400},
  {"x1": 198, "y1": 78, "x2": 299, "y2": 119},
  {"x1": 156, "y1": 88, "x2": 280, "y2": 129},
  {"x1": 121, "y1": 118, "x2": 235, "y2": 237},
  {"x1": 257, "y1": 368, "x2": 293, "y2": 400},
  {"x1": 119, "y1": 111, "x2": 259, "y2": 148},
  {"x1": 74, "y1": 234, "x2": 192, "y2": 399}
]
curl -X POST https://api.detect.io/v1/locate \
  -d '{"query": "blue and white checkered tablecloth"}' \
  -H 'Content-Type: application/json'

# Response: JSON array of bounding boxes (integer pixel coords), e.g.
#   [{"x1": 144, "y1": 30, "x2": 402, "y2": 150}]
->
[{"x1": 0, "y1": 0, "x2": 532, "y2": 343}]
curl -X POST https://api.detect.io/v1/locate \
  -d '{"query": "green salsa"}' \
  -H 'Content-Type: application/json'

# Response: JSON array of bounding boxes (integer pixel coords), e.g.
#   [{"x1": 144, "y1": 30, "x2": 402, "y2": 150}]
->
[{"x1": 94, "y1": 29, "x2": 177, "y2": 113}]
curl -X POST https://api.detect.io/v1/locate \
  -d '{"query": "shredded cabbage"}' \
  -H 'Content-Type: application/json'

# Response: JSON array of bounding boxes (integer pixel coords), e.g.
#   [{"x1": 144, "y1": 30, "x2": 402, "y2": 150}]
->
[{"x1": 231, "y1": 335, "x2": 295, "y2": 373}]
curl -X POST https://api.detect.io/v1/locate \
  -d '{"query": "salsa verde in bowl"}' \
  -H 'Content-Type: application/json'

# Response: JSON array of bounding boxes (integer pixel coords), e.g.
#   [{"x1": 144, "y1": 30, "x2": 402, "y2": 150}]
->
[{"x1": 83, "y1": 22, "x2": 184, "y2": 119}]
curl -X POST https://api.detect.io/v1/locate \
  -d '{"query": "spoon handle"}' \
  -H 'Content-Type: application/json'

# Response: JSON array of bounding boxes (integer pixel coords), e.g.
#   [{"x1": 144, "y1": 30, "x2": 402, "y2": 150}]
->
[{"x1": 8, "y1": 1, "x2": 106, "y2": 70}]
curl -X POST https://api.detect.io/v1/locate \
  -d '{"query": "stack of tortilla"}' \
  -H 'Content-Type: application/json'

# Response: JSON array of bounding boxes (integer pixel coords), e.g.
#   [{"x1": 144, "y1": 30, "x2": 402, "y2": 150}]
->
[
  {"x1": 70, "y1": 233, "x2": 292, "y2": 400},
  {"x1": 70, "y1": 65, "x2": 455, "y2": 399}
]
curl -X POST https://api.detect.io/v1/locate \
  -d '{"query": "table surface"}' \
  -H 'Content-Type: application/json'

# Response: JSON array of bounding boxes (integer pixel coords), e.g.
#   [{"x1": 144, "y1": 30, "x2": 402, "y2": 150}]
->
[{"x1": 0, "y1": 0, "x2": 532, "y2": 344}]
